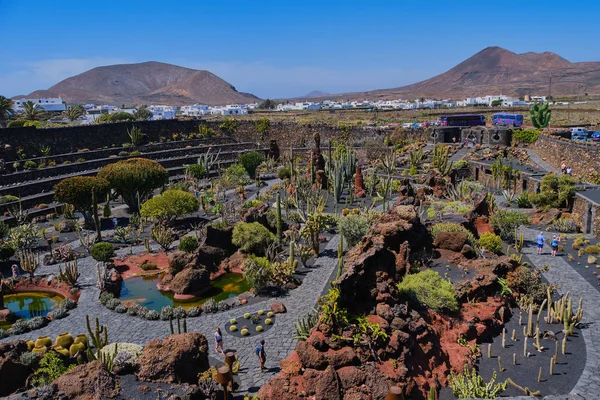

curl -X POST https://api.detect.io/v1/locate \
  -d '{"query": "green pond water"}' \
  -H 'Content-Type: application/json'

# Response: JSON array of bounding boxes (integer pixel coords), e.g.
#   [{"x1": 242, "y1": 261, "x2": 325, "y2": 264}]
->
[
  {"x1": 118, "y1": 272, "x2": 250, "y2": 312},
  {"x1": 3, "y1": 292, "x2": 64, "y2": 320}
]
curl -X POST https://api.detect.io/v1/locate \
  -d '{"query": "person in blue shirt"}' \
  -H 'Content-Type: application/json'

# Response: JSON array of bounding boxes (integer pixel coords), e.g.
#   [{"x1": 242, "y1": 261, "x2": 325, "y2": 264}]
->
[
  {"x1": 536, "y1": 232, "x2": 545, "y2": 254},
  {"x1": 551, "y1": 236, "x2": 559, "y2": 257},
  {"x1": 256, "y1": 340, "x2": 266, "y2": 371}
]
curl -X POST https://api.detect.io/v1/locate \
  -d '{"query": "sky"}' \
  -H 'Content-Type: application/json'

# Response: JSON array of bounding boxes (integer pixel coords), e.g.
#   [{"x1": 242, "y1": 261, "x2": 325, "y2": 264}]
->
[{"x1": 1, "y1": 0, "x2": 599, "y2": 99}]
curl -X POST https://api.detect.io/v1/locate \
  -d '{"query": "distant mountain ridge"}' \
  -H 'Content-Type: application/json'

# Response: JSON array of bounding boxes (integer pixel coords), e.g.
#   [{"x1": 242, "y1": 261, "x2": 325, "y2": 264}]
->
[
  {"x1": 299, "y1": 47, "x2": 600, "y2": 101},
  {"x1": 20, "y1": 61, "x2": 259, "y2": 106}
]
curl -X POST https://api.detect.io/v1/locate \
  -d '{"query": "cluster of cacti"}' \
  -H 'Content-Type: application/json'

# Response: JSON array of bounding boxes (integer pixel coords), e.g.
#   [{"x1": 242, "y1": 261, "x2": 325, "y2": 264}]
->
[
  {"x1": 514, "y1": 229, "x2": 525, "y2": 253},
  {"x1": 29, "y1": 332, "x2": 89, "y2": 362},
  {"x1": 169, "y1": 316, "x2": 188, "y2": 334},
  {"x1": 86, "y1": 314, "x2": 108, "y2": 351},
  {"x1": 57, "y1": 260, "x2": 80, "y2": 287},
  {"x1": 407, "y1": 146, "x2": 424, "y2": 169},
  {"x1": 19, "y1": 250, "x2": 40, "y2": 279},
  {"x1": 545, "y1": 290, "x2": 583, "y2": 335},
  {"x1": 197, "y1": 148, "x2": 220, "y2": 174},
  {"x1": 431, "y1": 145, "x2": 453, "y2": 176},
  {"x1": 144, "y1": 238, "x2": 152, "y2": 253}
]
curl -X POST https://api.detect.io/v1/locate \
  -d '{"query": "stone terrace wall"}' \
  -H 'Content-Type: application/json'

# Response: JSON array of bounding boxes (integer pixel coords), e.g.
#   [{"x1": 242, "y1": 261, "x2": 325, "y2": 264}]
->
[
  {"x1": 531, "y1": 135, "x2": 600, "y2": 176},
  {"x1": 0, "y1": 120, "x2": 383, "y2": 162}
]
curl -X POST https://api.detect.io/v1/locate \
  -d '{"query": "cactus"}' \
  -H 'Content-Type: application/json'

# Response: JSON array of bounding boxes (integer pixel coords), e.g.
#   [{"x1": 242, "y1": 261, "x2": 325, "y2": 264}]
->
[
  {"x1": 502, "y1": 329, "x2": 506, "y2": 348},
  {"x1": 513, "y1": 353, "x2": 516, "y2": 365},
  {"x1": 85, "y1": 314, "x2": 108, "y2": 351},
  {"x1": 514, "y1": 230, "x2": 524, "y2": 253},
  {"x1": 276, "y1": 192, "x2": 283, "y2": 242},
  {"x1": 497, "y1": 356, "x2": 504, "y2": 372},
  {"x1": 527, "y1": 304, "x2": 534, "y2": 337},
  {"x1": 408, "y1": 146, "x2": 424, "y2": 169},
  {"x1": 336, "y1": 233, "x2": 344, "y2": 281},
  {"x1": 523, "y1": 336, "x2": 528, "y2": 357},
  {"x1": 19, "y1": 250, "x2": 39, "y2": 279},
  {"x1": 429, "y1": 387, "x2": 436, "y2": 400},
  {"x1": 550, "y1": 356, "x2": 554, "y2": 375},
  {"x1": 197, "y1": 148, "x2": 220, "y2": 174},
  {"x1": 57, "y1": 260, "x2": 80, "y2": 287},
  {"x1": 55, "y1": 332, "x2": 74, "y2": 349},
  {"x1": 432, "y1": 144, "x2": 454, "y2": 176},
  {"x1": 538, "y1": 367, "x2": 542, "y2": 383},
  {"x1": 562, "y1": 334, "x2": 567, "y2": 355},
  {"x1": 530, "y1": 102, "x2": 552, "y2": 129},
  {"x1": 487, "y1": 343, "x2": 492, "y2": 358},
  {"x1": 144, "y1": 238, "x2": 152, "y2": 253}
]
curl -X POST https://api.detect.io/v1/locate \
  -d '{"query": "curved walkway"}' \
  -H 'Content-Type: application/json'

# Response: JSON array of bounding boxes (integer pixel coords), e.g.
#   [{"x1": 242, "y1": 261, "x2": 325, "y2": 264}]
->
[
  {"x1": 514, "y1": 226, "x2": 600, "y2": 399},
  {"x1": 1, "y1": 231, "x2": 340, "y2": 396}
]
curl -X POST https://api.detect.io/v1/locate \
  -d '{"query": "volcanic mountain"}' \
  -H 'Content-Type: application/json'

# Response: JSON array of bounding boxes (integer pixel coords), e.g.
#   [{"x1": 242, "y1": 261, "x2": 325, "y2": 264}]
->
[
  {"x1": 23, "y1": 61, "x2": 259, "y2": 106},
  {"x1": 305, "y1": 46, "x2": 600, "y2": 100}
]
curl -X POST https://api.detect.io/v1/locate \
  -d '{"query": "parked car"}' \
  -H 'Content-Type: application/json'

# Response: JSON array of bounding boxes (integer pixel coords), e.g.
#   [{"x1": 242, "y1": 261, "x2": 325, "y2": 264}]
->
[
  {"x1": 591, "y1": 131, "x2": 600, "y2": 142},
  {"x1": 571, "y1": 132, "x2": 588, "y2": 141}
]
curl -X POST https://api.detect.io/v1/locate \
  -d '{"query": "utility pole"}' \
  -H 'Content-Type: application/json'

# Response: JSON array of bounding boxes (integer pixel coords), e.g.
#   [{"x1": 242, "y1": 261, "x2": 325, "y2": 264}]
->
[{"x1": 549, "y1": 76, "x2": 552, "y2": 99}]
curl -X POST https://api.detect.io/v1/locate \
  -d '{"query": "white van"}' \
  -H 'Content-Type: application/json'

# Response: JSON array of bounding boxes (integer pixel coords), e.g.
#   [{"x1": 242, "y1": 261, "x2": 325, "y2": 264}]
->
[{"x1": 570, "y1": 127, "x2": 586, "y2": 134}]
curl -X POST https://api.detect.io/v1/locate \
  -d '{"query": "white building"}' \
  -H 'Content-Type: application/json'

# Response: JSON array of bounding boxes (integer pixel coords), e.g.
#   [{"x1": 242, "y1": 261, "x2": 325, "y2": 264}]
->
[
  {"x1": 210, "y1": 105, "x2": 248, "y2": 115},
  {"x1": 13, "y1": 97, "x2": 66, "y2": 112},
  {"x1": 148, "y1": 105, "x2": 176, "y2": 120},
  {"x1": 181, "y1": 105, "x2": 210, "y2": 116}
]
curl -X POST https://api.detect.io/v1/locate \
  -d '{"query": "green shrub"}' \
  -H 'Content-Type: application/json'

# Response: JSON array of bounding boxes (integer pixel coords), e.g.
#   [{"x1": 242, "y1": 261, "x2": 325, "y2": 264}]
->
[
  {"x1": 140, "y1": 260, "x2": 158, "y2": 271},
  {"x1": 277, "y1": 167, "x2": 291, "y2": 180},
  {"x1": 585, "y1": 245, "x2": 600, "y2": 254},
  {"x1": 140, "y1": 189, "x2": 199, "y2": 223},
  {"x1": 397, "y1": 270, "x2": 458, "y2": 313},
  {"x1": 530, "y1": 173, "x2": 576, "y2": 211},
  {"x1": 238, "y1": 151, "x2": 263, "y2": 180},
  {"x1": 0, "y1": 195, "x2": 20, "y2": 205},
  {"x1": 430, "y1": 222, "x2": 477, "y2": 247},
  {"x1": 98, "y1": 158, "x2": 169, "y2": 213},
  {"x1": 515, "y1": 192, "x2": 532, "y2": 208},
  {"x1": 54, "y1": 176, "x2": 110, "y2": 227},
  {"x1": 90, "y1": 242, "x2": 115, "y2": 262},
  {"x1": 223, "y1": 163, "x2": 249, "y2": 187},
  {"x1": 478, "y1": 232, "x2": 502, "y2": 254},
  {"x1": 491, "y1": 210, "x2": 530, "y2": 241},
  {"x1": 185, "y1": 164, "x2": 207, "y2": 180},
  {"x1": 8, "y1": 120, "x2": 27, "y2": 128},
  {"x1": 339, "y1": 214, "x2": 370, "y2": 248},
  {"x1": 409, "y1": 166, "x2": 418, "y2": 175},
  {"x1": 243, "y1": 255, "x2": 272, "y2": 290},
  {"x1": 23, "y1": 160, "x2": 37, "y2": 169},
  {"x1": 31, "y1": 351, "x2": 74, "y2": 387},
  {"x1": 512, "y1": 129, "x2": 541, "y2": 144},
  {"x1": 453, "y1": 159, "x2": 470, "y2": 169},
  {"x1": 178, "y1": 236, "x2": 199, "y2": 253},
  {"x1": 232, "y1": 222, "x2": 275, "y2": 255}
]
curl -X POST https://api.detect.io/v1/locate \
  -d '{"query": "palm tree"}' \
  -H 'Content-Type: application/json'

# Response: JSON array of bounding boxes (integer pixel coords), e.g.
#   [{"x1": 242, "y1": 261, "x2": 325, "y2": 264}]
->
[
  {"x1": 22, "y1": 100, "x2": 43, "y2": 121},
  {"x1": 0, "y1": 95, "x2": 14, "y2": 128},
  {"x1": 63, "y1": 105, "x2": 84, "y2": 122}
]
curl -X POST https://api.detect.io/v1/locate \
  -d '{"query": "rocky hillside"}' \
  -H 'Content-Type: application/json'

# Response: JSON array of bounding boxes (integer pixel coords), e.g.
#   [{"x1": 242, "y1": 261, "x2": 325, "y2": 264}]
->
[
  {"x1": 305, "y1": 47, "x2": 600, "y2": 100},
  {"x1": 22, "y1": 61, "x2": 259, "y2": 106}
]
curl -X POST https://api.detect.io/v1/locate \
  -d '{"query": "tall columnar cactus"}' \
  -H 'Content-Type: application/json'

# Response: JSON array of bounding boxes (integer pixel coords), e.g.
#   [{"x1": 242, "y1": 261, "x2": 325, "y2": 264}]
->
[
  {"x1": 336, "y1": 233, "x2": 344, "y2": 280},
  {"x1": 530, "y1": 102, "x2": 552, "y2": 129},
  {"x1": 197, "y1": 148, "x2": 220, "y2": 175},
  {"x1": 408, "y1": 146, "x2": 424, "y2": 169},
  {"x1": 86, "y1": 314, "x2": 108, "y2": 351},
  {"x1": 276, "y1": 192, "x2": 283, "y2": 243},
  {"x1": 58, "y1": 261, "x2": 80, "y2": 287},
  {"x1": 331, "y1": 163, "x2": 344, "y2": 203},
  {"x1": 432, "y1": 145, "x2": 453, "y2": 176},
  {"x1": 19, "y1": 251, "x2": 39, "y2": 279}
]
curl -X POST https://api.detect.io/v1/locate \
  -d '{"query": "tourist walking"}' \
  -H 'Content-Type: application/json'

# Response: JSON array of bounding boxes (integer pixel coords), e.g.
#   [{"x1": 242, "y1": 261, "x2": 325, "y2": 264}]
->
[
  {"x1": 561, "y1": 161, "x2": 567, "y2": 174},
  {"x1": 256, "y1": 340, "x2": 266, "y2": 371},
  {"x1": 551, "y1": 236, "x2": 559, "y2": 257},
  {"x1": 214, "y1": 328, "x2": 224, "y2": 355},
  {"x1": 566, "y1": 166, "x2": 572, "y2": 176},
  {"x1": 536, "y1": 232, "x2": 545, "y2": 254}
]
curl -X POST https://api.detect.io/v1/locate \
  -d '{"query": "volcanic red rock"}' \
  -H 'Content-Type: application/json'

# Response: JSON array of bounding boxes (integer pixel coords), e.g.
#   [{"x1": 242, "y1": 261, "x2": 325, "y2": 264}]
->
[
  {"x1": 169, "y1": 267, "x2": 210, "y2": 295},
  {"x1": 55, "y1": 360, "x2": 118, "y2": 400},
  {"x1": 136, "y1": 333, "x2": 209, "y2": 383},
  {"x1": 433, "y1": 231, "x2": 468, "y2": 252},
  {"x1": 354, "y1": 167, "x2": 366, "y2": 198},
  {"x1": 0, "y1": 341, "x2": 29, "y2": 396},
  {"x1": 270, "y1": 302, "x2": 287, "y2": 314},
  {"x1": 473, "y1": 216, "x2": 494, "y2": 236}
]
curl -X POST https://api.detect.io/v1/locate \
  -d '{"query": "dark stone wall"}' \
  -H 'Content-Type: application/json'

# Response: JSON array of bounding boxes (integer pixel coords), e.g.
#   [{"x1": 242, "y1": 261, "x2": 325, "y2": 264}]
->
[
  {"x1": 531, "y1": 134, "x2": 600, "y2": 176},
  {"x1": 0, "y1": 120, "x2": 383, "y2": 162}
]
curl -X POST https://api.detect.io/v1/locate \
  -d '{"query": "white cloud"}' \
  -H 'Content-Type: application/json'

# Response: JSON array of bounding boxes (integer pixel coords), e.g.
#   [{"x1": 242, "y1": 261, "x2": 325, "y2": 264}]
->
[{"x1": 0, "y1": 57, "x2": 430, "y2": 99}]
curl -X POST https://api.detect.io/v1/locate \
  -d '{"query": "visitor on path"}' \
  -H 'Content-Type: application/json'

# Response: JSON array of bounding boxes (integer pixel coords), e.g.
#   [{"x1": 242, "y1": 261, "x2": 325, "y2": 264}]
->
[
  {"x1": 551, "y1": 236, "x2": 559, "y2": 257},
  {"x1": 112, "y1": 216, "x2": 118, "y2": 229},
  {"x1": 536, "y1": 232, "x2": 545, "y2": 254},
  {"x1": 566, "y1": 167, "x2": 573, "y2": 176},
  {"x1": 214, "y1": 328, "x2": 224, "y2": 355},
  {"x1": 256, "y1": 340, "x2": 266, "y2": 371},
  {"x1": 11, "y1": 264, "x2": 18, "y2": 278},
  {"x1": 561, "y1": 161, "x2": 567, "y2": 174}
]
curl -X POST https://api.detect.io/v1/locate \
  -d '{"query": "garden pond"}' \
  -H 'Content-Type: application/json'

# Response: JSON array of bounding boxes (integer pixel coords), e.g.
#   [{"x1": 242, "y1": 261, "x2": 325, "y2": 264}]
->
[
  {"x1": 118, "y1": 272, "x2": 250, "y2": 311},
  {"x1": 1, "y1": 291, "x2": 65, "y2": 328}
]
